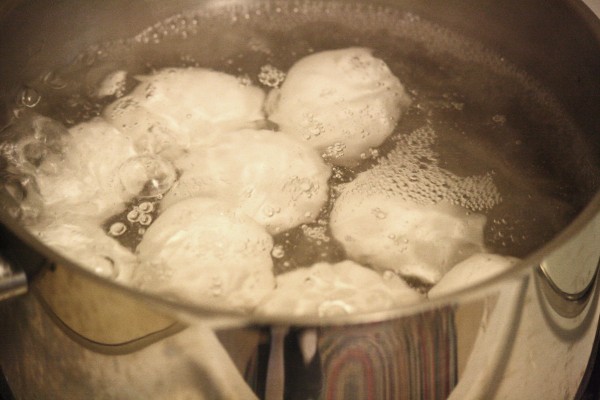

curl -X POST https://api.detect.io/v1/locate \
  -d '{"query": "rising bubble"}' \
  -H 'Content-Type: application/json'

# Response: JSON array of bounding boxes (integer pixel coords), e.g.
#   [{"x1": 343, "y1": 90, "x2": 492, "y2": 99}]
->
[
  {"x1": 17, "y1": 87, "x2": 41, "y2": 108},
  {"x1": 109, "y1": 222, "x2": 128, "y2": 236},
  {"x1": 118, "y1": 155, "x2": 177, "y2": 198}
]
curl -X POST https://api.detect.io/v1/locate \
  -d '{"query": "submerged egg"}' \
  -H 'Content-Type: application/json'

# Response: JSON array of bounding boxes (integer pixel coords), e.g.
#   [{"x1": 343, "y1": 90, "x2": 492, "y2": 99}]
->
[
  {"x1": 161, "y1": 129, "x2": 331, "y2": 233},
  {"x1": 268, "y1": 47, "x2": 411, "y2": 166},
  {"x1": 428, "y1": 253, "x2": 520, "y2": 297},
  {"x1": 104, "y1": 67, "x2": 266, "y2": 158},
  {"x1": 329, "y1": 124, "x2": 504, "y2": 285},
  {"x1": 135, "y1": 198, "x2": 275, "y2": 311},
  {"x1": 33, "y1": 118, "x2": 138, "y2": 222},
  {"x1": 331, "y1": 192, "x2": 487, "y2": 285},
  {"x1": 256, "y1": 260, "x2": 423, "y2": 316}
]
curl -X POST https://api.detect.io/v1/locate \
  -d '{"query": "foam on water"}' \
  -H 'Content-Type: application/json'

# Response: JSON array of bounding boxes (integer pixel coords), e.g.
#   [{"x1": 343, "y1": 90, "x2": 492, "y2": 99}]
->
[{"x1": 346, "y1": 125, "x2": 502, "y2": 211}]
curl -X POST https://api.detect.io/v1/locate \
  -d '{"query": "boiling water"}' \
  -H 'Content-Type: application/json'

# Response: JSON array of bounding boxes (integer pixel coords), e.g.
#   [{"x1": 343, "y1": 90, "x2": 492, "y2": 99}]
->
[{"x1": 0, "y1": 1, "x2": 590, "y2": 283}]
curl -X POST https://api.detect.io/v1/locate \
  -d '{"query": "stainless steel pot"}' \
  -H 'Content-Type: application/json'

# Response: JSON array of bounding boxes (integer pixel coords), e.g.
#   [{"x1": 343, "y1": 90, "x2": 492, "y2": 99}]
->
[{"x1": 0, "y1": 0, "x2": 600, "y2": 399}]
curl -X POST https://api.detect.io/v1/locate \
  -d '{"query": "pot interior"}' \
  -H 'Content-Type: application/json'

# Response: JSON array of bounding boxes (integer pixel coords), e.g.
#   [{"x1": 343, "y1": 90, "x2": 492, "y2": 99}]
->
[{"x1": 0, "y1": 0, "x2": 599, "y2": 321}]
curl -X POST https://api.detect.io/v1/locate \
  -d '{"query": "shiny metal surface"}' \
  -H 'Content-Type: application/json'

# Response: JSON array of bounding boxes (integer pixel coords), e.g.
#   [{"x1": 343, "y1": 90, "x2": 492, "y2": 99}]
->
[
  {"x1": 539, "y1": 211, "x2": 600, "y2": 317},
  {"x1": 0, "y1": 0, "x2": 599, "y2": 399}
]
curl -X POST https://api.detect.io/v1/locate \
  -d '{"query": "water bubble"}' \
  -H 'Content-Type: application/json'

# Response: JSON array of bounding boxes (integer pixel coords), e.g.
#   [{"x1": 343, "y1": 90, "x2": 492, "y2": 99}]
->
[
  {"x1": 119, "y1": 155, "x2": 177, "y2": 198},
  {"x1": 372, "y1": 207, "x2": 387, "y2": 219},
  {"x1": 108, "y1": 222, "x2": 127, "y2": 236},
  {"x1": 492, "y1": 114, "x2": 506, "y2": 124},
  {"x1": 301, "y1": 224, "x2": 330, "y2": 242},
  {"x1": 258, "y1": 64, "x2": 286, "y2": 88},
  {"x1": 138, "y1": 201, "x2": 154, "y2": 213},
  {"x1": 308, "y1": 126, "x2": 322, "y2": 137},
  {"x1": 139, "y1": 214, "x2": 153, "y2": 226},
  {"x1": 42, "y1": 71, "x2": 68, "y2": 90},
  {"x1": 237, "y1": 74, "x2": 252, "y2": 86},
  {"x1": 324, "y1": 142, "x2": 346, "y2": 159},
  {"x1": 18, "y1": 87, "x2": 41, "y2": 108},
  {"x1": 271, "y1": 245, "x2": 285, "y2": 259},
  {"x1": 127, "y1": 208, "x2": 141, "y2": 222},
  {"x1": 263, "y1": 206, "x2": 275, "y2": 217}
]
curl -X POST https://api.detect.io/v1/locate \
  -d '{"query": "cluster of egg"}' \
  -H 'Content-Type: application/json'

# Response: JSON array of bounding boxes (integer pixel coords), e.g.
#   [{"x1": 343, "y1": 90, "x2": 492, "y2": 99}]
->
[{"x1": 28, "y1": 48, "x2": 517, "y2": 316}]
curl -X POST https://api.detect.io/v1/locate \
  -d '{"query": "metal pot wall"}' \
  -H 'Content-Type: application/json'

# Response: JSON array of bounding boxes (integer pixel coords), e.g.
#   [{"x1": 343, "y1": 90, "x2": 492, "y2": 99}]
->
[{"x1": 0, "y1": 0, "x2": 600, "y2": 399}]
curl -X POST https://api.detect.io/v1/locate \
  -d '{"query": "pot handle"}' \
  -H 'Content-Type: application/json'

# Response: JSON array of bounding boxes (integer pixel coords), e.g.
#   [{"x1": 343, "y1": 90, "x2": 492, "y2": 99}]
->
[
  {"x1": 0, "y1": 253, "x2": 27, "y2": 300},
  {"x1": 537, "y1": 210, "x2": 600, "y2": 318},
  {"x1": 0, "y1": 221, "x2": 48, "y2": 301}
]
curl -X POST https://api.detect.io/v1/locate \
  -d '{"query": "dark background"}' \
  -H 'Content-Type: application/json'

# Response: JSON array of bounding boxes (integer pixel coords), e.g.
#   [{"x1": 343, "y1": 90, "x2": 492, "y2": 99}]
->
[{"x1": 581, "y1": 348, "x2": 600, "y2": 400}]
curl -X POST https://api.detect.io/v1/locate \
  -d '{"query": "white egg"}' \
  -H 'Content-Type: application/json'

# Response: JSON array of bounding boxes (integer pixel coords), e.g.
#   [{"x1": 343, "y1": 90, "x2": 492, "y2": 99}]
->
[
  {"x1": 428, "y1": 253, "x2": 519, "y2": 298},
  {"x1": 133, "y1": 68, "x2": 265, "y2": 129},
  {"x1": 35, "y1": 219, "x2": 137, "y2": 283},
  {"x1": 268, "y1": 48, "x2": 410, "y2": 166},
  {"x1": 161, "y1": 129, "x2": 331, "y2": 234},
  {"x1": 35, "y1": 118, "x2": 138, "y2": 222},
  {"x1": 256, "y1": 260, "x2": 423, "y2": 317},
  {"x1": 330, "y1": 190, "x2": 487, "y2": 285},
  {"x1": 105, "y1": 68, "x2": 266, "y2": 158},
  {"x1": 135, "y1": 198, "x2": 275, "y2": 311}
]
